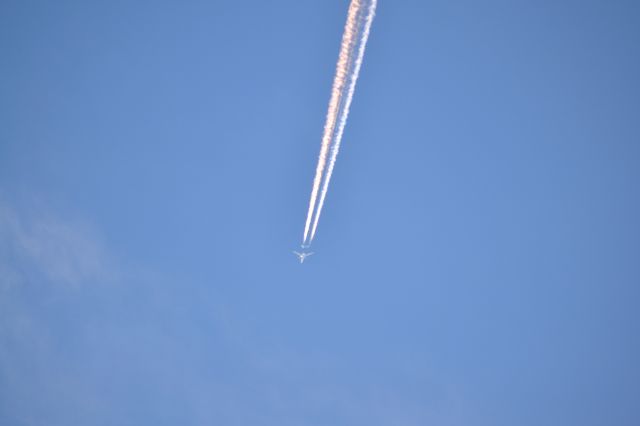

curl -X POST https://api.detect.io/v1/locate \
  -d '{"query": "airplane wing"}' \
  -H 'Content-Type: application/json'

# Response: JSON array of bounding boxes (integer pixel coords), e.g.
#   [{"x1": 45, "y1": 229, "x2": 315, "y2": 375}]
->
[{"x1": 292, "y1": 251, "x2": 302, "y2": 256}]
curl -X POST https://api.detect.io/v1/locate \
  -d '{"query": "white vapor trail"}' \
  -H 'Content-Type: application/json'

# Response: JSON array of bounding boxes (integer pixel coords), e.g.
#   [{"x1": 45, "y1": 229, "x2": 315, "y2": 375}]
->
[{"x1": 302, "y1": 0, "x2": 377, "y2": 246}]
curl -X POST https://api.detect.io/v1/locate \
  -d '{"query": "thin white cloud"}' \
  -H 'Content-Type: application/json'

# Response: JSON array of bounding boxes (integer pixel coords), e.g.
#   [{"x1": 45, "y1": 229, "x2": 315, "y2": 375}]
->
[
  {"x1": 0, "y1": 200, "x2": 110, "y2": 290},
  {"x1": 0, "y1": 197, "x2": 465, "y2": 425}
]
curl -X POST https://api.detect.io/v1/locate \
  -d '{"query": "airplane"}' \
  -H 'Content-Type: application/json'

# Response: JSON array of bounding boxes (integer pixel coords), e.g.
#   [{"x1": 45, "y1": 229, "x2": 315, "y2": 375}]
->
[{"x1": 293, "y1": 251, "x2": 314, "y2": 263}]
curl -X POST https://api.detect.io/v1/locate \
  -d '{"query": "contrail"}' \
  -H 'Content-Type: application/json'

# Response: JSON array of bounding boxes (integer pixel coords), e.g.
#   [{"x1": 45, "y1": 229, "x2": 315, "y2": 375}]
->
[
  {"x1": 302, "y1": 0, "x2": 377, "y2": 246},
  {"x1": 309, "y1": 0, "x2": 377, "y2": 242}
]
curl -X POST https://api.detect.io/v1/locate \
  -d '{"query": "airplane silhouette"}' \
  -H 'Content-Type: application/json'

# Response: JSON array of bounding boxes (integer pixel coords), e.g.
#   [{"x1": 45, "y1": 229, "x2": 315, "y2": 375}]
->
[{"x1": 292, "y1": 251, "x2": 314, "y2": 263}]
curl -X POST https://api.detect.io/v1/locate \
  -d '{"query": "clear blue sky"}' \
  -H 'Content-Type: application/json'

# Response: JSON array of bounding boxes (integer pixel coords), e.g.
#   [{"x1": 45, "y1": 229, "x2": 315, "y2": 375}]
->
[{"x1": 1, "y1": 1, "x2": 639, "y2": 424}]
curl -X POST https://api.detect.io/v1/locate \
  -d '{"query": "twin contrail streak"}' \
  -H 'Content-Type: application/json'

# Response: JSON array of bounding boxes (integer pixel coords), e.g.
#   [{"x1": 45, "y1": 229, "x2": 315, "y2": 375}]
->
[{"x1": 302, "y1": 0, "x2": 377, "y2": 246}]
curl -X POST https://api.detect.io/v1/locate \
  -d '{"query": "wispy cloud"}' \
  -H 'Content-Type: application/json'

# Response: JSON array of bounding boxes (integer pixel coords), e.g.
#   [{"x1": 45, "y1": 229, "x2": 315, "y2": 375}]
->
[
  {"x1": 0, "y1": 200, "x2": 110, "y2": 290},
  {"x1": 0, "y1": 196, "x2": 464, "y2": 425}
]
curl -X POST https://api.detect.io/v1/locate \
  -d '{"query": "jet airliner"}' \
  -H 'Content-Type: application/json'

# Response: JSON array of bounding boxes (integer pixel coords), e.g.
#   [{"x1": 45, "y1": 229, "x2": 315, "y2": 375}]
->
[{"x1": 293, "y1": 251, "x2": 314, "y2": 263}]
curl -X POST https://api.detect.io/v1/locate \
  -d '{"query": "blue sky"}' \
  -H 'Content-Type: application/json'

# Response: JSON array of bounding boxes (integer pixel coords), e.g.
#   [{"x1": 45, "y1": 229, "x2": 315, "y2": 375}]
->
[{"x1": 1, "y1": 0, "x2": 639, "y2": 424}]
